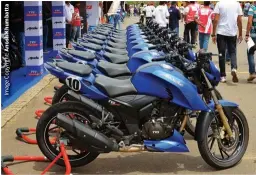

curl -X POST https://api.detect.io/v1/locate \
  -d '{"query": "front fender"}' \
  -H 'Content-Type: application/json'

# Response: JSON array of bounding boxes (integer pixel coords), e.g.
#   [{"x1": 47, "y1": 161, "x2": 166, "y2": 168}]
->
[
  {"x1": 195, "y1": 100, "x2": 239, "y2": 142},
  {"x1": 208, "y1": 100, "x2": 238, "y2": 111}
]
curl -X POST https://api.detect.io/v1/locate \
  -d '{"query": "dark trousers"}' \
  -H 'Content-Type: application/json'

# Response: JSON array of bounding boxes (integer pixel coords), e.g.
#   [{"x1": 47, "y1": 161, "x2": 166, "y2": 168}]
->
[
  {"x1": 146, "y1": 17, "x2": 152, "y2": 25},
  {"x1": 66, "y1": 24, "x2": 72, "y2": 48},
  {"x1": 43, "y1": 25, "x2": 48, "y2": 51},
  {"x1": 217, "y1": 34, "x2": 237, "y2": 77},
  {"x1": 184, "y1": 21, "x2": 197, "y2": 44},
  {"x1": 140, "y1": 15, "x2": 144, "y2": 24}
]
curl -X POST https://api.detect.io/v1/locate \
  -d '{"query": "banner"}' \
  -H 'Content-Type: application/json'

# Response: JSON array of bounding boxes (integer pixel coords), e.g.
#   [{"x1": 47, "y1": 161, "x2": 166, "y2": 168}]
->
[
  {"x1": 24, "y1": 1, "x2": 44, "y2": 76},
  {"x1": 86, "y1": 1, "x2": 100, "y2": 27},
  {"x1": 52, "y1": 1, "x2": 66, "y2": 50}
]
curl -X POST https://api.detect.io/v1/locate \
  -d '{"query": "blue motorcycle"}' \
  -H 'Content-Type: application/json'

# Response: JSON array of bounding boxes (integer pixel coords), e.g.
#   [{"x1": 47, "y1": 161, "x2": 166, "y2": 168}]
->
[{"x1": 37, "y1": 51, "x2": 249, "y2": 170}]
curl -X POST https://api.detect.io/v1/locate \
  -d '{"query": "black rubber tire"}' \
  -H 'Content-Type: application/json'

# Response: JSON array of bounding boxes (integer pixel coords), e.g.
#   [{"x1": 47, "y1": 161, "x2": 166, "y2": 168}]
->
[
  {"x1": 197, "y1": 107, "x2": 249, "y2": 169},
  {"x1": 185, "y1": 89, "x2": 223, "y2": 137},
  {"x1": 52, "y1": 85, "x2": 73, "y2": 105},
  {"x1": 36, "y1": 101, "x2": 100, "y2": 167}
]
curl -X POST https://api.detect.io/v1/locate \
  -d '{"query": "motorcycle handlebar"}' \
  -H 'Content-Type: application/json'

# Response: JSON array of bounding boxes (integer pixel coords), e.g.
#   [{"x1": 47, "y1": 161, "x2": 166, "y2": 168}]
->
[{"x1": 151, "y1": 56, "x2": 167, "y2": 62}]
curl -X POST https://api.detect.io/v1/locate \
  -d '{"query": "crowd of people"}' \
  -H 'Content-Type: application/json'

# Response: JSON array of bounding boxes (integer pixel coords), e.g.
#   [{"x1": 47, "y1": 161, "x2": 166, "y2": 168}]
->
[{"x1": 137, "y1": 1, "x2": 256, "y2": 83}]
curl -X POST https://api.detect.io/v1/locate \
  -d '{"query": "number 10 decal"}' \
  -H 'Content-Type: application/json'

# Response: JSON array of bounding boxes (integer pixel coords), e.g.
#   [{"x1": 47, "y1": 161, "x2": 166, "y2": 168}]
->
[{"x1": 65, "y1": 76, "x2": 81, "y2": 91}]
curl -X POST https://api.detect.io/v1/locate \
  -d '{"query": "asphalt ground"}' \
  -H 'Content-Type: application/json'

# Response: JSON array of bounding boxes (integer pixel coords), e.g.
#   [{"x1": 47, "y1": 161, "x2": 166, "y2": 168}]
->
[{"x1": 1, "y1": 16, "x2": 256, "y2": 174}]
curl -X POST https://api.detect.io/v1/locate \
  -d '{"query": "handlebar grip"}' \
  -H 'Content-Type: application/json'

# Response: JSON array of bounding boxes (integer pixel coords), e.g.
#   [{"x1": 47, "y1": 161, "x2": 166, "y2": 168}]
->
[
  {"x1": 148, "y1": 45, "x2": 157, "y2": 50},
  {"x1": 152, "y1": 56, "x2": 166, "y2": 62}
]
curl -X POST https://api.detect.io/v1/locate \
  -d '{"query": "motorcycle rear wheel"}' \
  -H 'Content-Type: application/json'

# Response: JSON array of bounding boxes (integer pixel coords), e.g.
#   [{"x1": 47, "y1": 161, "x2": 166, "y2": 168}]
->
[
  {"x1": 197, "y1": 107, "x2": 249, "y2": 169},
  {"x1": 36, "y1": 101, "x2": 100, "y2": 167}
]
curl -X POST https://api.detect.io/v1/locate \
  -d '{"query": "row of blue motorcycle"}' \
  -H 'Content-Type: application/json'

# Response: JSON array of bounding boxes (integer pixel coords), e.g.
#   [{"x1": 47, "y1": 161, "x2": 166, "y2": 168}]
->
[{"x1": 36, "y1": 20, "x2": 249, "y2": 170}]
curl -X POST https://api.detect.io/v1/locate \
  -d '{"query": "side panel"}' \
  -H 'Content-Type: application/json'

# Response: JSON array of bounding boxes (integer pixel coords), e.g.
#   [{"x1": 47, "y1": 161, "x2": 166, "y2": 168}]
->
[{"x1": 131, "y1": 63, "x2": 208, "y2": 111}]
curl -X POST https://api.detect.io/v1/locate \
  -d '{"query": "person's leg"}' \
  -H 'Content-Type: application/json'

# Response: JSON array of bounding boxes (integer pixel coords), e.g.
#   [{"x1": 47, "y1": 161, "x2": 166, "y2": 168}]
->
[
  {"x1": 226, "y1": 46, "x2": 231, "y2": 63},
  {"x1": 43, "y1": 25, "x2": 48, "y2": 52},
  {"x1": 117, "y1": 20, "x2": 121, "y2": 30},
  {"x1": 190, "y1": 22, "x2": 196, "y2": 45},
  {"x1": 247, "y1": 37, "x2": 256, "y2": 81},
  {"x1": 66, "y1": 24, "x2": 71, "y2": 48},
  {"x1": 227, "y1": 35, "x2": 238, "y2": 82},
  {"x1": 184, "y1": 23, "x2": 190, "y2": 43},
  {"x1": 199, "y1": 33, "x2": 204, "y2": 50},
  {"x1": 203, "y1": 33, "x2": 210, "y2": 51},
  {"x1": 71, "y1": 26, "x2": 77, "y2": 42},
  {"x1": 195, "y1": 24, "x2": 198, "y2": 45},
  {"x1": 19, "y1": 32, "x2": 25, "y2": 66},
  {"x1": 176, "y1": 27, "x2": 179, "y2": 37},
  {"x1": 216, "y1": 34, "x2": 227, "y2": 81}
]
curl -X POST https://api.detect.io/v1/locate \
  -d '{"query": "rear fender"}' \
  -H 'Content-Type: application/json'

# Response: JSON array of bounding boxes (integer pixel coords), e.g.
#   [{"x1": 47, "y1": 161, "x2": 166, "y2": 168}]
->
[{"x1": 195, "y1": 100, "x2": 239, "y2": 141}]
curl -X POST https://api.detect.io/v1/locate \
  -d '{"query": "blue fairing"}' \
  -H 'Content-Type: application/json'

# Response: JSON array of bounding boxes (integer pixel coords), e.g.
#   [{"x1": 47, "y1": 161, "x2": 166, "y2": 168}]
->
[
  {"x1": 144, "y1": 130, "x2": 189, "y2": 152},
  {"x1": 187, "y1": 49, "x2": 196, "y2": 61},
  {"x1": 208, "y1": 100, "x2": 238, "y2": 111},
  {"x1": 127, "y1": 50, "x2": 164, "y2": 72},
  {"x1": 132, "y1": 62, "x2": 208, "y2": 110},
  {"x1": 129, "y1": 43, "x2": 155, "y2": 57},
  {"x1": 128, "y1": 39, "x2": 149, "y2": 52},
  {"x1": 44, "y1": 63, "x2": 108, "y2": 100}
]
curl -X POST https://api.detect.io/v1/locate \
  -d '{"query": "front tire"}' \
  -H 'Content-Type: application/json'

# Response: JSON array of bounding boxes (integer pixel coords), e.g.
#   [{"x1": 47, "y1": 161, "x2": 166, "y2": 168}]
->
[
  {"x1": 36, "y1": 101, "x2": 100, "y2": 167},
  {"x1": 197, "y1": 107, "x2": 249, "y2": 169}
]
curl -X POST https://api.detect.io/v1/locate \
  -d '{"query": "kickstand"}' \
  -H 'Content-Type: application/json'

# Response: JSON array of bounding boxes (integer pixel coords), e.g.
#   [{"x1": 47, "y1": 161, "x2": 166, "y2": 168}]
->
[{"x1": 2, "y1": 143, "x2": 71, "y2": 175}]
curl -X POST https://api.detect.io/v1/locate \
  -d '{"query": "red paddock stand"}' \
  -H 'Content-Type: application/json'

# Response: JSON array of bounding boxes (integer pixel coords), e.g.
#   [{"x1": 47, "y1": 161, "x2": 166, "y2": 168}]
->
[
  {"x1": 2, "y1": 143, "x2": 72, "y2": 175},
  {"x1": 44, "y1": 97, "x2": 53, "y2": 105},
  {"x1": 35, "y1": 109, "x2": 45, "y2": 118},
  {"x1": 16, "y1": 128, "x2": 56, "y2": 145}
]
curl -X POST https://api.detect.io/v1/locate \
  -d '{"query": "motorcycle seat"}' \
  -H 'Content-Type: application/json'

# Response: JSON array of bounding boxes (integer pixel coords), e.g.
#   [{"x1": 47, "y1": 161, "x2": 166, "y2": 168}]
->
[
  {"x1": 97, "y1": 60, "x2": 130, "y2": 77},
  {"x1": 56, "y1": 62, "x2": 92, "y2": 76},
  {"x1": 95, "y1": 74, "x2": 137, "y2": 97},
  {"x1": 85, "y1": 38, "x2": 105, "y2": 45},
  {"x1": 80, "y1": 42, "x2": 102, "y2": 52},
  {"x1": 103, "y1": 52, "x2": 129, "y2": 64},
  {"x1": 91, "y1": 34, "x2": 107, "y2": 40},
  {"x1": 105, "y1": 46, "x2": 128, "y2": 55},
  {"x1": 110, "y1": 37, "x2": 126, "y2": 43},
  {"x1": 107, "y1": 41, "x2": 126, "y2": 49},
  {"x1": 64, "y1": 49, "x2": 95, "y2": 61}
]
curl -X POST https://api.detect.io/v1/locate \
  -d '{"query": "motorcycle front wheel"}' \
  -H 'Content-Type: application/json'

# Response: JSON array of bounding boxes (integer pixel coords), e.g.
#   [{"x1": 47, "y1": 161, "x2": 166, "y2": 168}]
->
[
  {"x1": 185, "y1": 89, "x2": 223, "y2": 137},
  {"x1": 197, "y1": 107, "x2": 249, "y2": 169}
]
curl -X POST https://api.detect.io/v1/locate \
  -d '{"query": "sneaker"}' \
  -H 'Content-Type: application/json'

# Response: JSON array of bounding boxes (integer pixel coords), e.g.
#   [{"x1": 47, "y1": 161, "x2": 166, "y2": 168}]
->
[
  {"x1": 231, "y1": 69, "x2": 239, "y2": 83},
  {"x1": 220, "y1": 76, "x2": 226, "y2": 83},
  {"x1": 247, "y1": 73, "x2": 256, "y2": 82},
  {"x1": 226, "y1": 60, "x2": 231, "y2": 65}
]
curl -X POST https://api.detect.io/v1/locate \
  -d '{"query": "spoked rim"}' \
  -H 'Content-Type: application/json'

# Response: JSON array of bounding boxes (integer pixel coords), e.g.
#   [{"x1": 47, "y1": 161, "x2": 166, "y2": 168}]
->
[
  {"x1": 43, "y1": 112, "x2": 91, "y2": 162},
  {"x1": 207, "y1": 112, "x2": 245, "y2": 162}
]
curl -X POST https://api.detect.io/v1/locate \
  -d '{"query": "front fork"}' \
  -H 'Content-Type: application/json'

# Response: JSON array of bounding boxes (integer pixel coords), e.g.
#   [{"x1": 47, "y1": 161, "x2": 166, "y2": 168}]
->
[{"x1": 201, "y1": 69, "x2": 233, "y2": 138}]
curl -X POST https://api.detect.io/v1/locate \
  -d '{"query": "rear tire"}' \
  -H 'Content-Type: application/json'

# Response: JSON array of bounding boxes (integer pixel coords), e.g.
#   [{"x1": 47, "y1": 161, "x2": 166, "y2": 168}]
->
[
  {"x1": 52, "y1": 85, "x2": 74, "y2": 105},
  {"x1": 197, "y1": 108, "x2": 249, "y2": 169},
  {"x1": 185, "y1": 89, "x2": 223, "y2": 137},
  {"x1": 36, "y1": 101, "x2": 100, "y2": 167}
]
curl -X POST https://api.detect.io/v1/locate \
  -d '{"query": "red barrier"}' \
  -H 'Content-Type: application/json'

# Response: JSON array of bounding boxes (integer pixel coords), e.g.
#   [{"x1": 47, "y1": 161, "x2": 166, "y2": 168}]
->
[
  {"x1": 2, "y1": 144, "x2": 71, "y2": 175},
  {"x1": 35, "y1": 110, "x2": 45, "y2": 118},
  {"x1": 16, "y1": 128, "x2": 56, "y2": 145},
  {"x1": 44, "y1": 97, "x2": 53, "y2": 105}
]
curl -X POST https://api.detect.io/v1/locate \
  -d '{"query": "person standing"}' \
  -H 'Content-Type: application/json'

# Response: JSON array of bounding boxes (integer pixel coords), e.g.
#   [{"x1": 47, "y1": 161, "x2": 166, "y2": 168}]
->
[
  {"x1": 139, "y1": 3, "x2": 145, "y2": 24},
  {"x1": 168, "y1": 2, "x2": 181, "y2": 36},
  {"x1": 64, "y1": 1, "x2": 74, "y2": 48},
  {"x1": 195, "y1": 1, "x2": 214, "y2": 51},
  {"x1": 11, "y1": 2, "x2": 25, "y2": 66},
  {"x1": 245, "y1": 2, "x2": 256, "y2": 82},
  {"x1": 179, "y1": 4, "x2": 185, "y2": 22},
  {"x1": 183, "y1": 1, "x2": 198, "y2": 46},
  {"x1": 144, "y1": 2, "x2": 155, "y2": 24},
  {"x1": 153, "y1": 1, "x2": 169, "y2": 28},
  {"x1": 42, "y1": 2, "x2": 51, "y2": 53},
  {"x1": 71, "y1": 2, "x2": 81, "y2": 42},
  {"x1": 212, "y1": 1, "x2": 243, "y2": 83}
]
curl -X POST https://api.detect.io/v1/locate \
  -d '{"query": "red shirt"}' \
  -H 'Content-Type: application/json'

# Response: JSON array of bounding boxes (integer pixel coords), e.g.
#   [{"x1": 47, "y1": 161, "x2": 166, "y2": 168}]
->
[
  {"x1": 72, "y1": 8, "x2": 81, "y2": 26},
  {"x1": 186, "y1": 4, "x2": 198, "y2": 23},
  {"x1": 198, "y1": 7, "x2": 214, "y2": 34}
]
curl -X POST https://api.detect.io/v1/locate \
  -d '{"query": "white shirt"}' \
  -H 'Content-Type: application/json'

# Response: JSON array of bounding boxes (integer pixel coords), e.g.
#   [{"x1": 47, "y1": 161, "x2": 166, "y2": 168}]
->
[
  {"x1": 214, "y1": 1, "x2": 243, "y2": 36},
  {"x1": 153, "y1": 5, "x2": 169, "y2": 27},
  {"x1": 65, "y1": 3, "x2": 74, "y2": 23},
  {"x1": 144, "y1": 5, "x2": 155, "y2": 17},
  {"x1": 179, "y1": 6, "x2": 184, "y2": 14}
]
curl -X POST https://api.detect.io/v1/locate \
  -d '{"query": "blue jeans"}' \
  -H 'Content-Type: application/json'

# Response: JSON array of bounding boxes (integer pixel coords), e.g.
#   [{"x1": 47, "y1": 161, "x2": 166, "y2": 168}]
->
[
  {"x1": 199, "y1": 33, "x2": 210, "y2": 51},
  {"x1": 247, "y1": 37, "x2": 256, "y2": 74},
  {"x1": 43, "y1": 25, "x2": 48, "y2": 51},
  {"x1": 15, "y1": 32, "x2": 25, "y2": 66},
  {"x1": 114, "y1": 20, "x2": 121, "y2": 30},
  {"x1": 71, "y1": 26, "x2": 81, "y2": 42}
]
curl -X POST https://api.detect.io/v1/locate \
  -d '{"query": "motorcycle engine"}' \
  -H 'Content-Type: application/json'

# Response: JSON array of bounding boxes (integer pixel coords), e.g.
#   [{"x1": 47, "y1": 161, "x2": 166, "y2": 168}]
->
[{"x1": 142, "y1": 101, "x2": 179, "y2": 140}]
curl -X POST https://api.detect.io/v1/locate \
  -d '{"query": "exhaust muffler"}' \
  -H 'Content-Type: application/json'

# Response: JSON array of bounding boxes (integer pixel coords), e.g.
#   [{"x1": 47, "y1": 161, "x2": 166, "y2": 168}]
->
[{"x1": 55, "y1": 113, "x2": 119, "y2": 153}]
